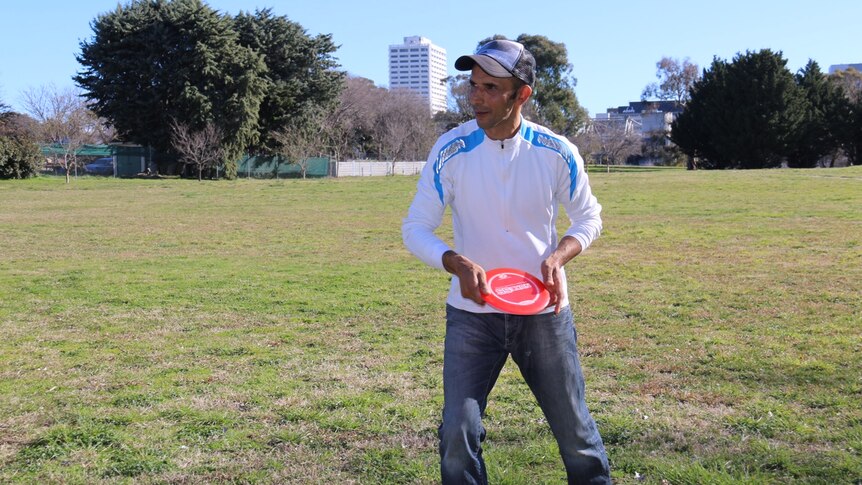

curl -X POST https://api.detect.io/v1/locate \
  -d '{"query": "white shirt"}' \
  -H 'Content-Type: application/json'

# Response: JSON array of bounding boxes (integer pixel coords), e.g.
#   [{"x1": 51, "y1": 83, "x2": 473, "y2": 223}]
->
[{"x1": 402, "y1": 118, "x2": 602, "y2": 313}]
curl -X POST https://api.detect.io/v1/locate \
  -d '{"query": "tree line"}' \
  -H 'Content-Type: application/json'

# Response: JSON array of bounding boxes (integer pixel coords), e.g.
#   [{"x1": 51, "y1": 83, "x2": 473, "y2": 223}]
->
[
  {"x1": 75, "y1": 0, "x2": 343, "y2": 179},
  {"x1": 571, "y1": 53, "x2": 862, "y2": 170},
  {"x1": 3, "y1": 0, "x2": 589, "y2": 180},
  {"x1": 673, "y1": 50, "x2": 862, "y2": 169},
  {"x1": 3, "y1": 0, "x2": 859, "y2": 180}
]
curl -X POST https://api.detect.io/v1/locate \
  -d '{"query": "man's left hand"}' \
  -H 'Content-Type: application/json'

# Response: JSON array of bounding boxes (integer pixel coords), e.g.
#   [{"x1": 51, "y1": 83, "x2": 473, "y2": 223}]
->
[
  {"x1": 541, "y1": 236, "x2": 583, "y2": 314},
  {"x1": 541, "y1": 255, "x2": 565, "y2": 314}
]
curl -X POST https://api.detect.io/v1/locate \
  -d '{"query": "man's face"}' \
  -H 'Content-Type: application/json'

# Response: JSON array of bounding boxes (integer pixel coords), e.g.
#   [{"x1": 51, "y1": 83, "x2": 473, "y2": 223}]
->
[{"x1": 468, "y1": 66, "x2": 522, "y2": 139}]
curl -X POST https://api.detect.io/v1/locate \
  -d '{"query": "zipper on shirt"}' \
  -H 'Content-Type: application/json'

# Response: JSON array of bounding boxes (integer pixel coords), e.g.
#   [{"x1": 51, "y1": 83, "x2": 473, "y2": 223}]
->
[{"x1": 497, "y1": 138, "x2": 512, "y2": 231}]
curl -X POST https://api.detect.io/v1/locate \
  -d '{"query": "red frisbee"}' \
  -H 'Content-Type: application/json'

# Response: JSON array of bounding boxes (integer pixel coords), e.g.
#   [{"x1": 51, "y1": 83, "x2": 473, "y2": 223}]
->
[{"x1": 482, "y1": 268, "x2": 550, "y2": 315}]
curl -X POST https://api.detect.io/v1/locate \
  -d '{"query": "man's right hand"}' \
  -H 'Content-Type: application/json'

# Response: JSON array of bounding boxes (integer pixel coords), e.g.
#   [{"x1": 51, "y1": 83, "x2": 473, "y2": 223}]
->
[{"x1": 441, "y1": 250, "x2": 489, "y2": 306}]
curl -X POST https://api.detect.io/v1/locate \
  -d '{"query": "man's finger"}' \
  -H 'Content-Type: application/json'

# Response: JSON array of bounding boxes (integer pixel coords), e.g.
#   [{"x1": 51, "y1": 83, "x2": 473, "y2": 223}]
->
[
  {"x1": 477, "y1": 272, "x2": 490, "y2": 295},
  {"x1": 544, "y1": 266, "x2": 557, "y2": 287}
]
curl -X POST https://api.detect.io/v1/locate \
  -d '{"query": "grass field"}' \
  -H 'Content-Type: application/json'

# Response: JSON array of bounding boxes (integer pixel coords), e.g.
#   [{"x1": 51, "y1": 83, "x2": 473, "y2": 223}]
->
[{"x1": 1, "y1": 167, "x2": 860, "y2": 484}]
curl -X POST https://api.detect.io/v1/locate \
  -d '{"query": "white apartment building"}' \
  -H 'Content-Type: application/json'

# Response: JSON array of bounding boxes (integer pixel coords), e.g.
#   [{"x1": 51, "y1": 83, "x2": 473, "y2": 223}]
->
[{"x1": 388, "y1": 36, "x2": 448, "y2": 115}]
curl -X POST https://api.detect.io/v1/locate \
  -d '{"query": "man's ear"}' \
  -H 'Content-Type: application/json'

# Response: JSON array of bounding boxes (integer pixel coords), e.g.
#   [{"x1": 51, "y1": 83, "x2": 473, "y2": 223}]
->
[{"x1": 516, "y1": 85, "x2": 533, "y2": 105}]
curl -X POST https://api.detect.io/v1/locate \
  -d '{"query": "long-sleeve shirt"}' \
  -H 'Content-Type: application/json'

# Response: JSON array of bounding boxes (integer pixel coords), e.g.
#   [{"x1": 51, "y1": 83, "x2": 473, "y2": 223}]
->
[{"x1": 402, "y1": 117, "x2": 602, "y2": 313}]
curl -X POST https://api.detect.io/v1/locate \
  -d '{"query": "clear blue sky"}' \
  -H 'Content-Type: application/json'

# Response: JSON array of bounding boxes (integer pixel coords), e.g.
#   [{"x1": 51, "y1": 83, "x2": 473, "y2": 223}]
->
[{"x1": 1, "y1": 0, "x2": 860, "y2": 116}]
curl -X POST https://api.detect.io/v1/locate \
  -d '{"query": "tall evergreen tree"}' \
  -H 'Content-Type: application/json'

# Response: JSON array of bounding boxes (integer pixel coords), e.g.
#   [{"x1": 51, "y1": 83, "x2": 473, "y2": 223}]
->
[
  {"x1": 829, "y1": 68, "x2": 862, "y2": 166},
  {"x1": 788, "y1": 60, "x2": 844, "y2": 167},
  {"x1": 76, "y1": 0, "x2": 348, "y2": 178},
  {"x1": 76, "y1": 0, "x2": 268, "y2": 177},
  {"x1": 233, "y1": 9, "x2": 344, "y2": 154},
  {"x1": 672, "y1": 50, "x2": 806, "y2": 169}
]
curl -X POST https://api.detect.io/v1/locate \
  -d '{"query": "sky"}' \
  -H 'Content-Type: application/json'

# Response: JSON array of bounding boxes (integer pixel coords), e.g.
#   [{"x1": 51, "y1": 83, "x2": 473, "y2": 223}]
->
[{"x1": 1, "y1": 0, "x2": 860, "y2": 116}]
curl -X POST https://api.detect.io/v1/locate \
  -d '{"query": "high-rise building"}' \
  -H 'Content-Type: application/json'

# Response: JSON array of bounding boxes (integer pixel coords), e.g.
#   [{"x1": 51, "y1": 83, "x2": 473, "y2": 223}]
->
[{"x1": 388, "y1": 36, "x2": 448, "y2": 114}]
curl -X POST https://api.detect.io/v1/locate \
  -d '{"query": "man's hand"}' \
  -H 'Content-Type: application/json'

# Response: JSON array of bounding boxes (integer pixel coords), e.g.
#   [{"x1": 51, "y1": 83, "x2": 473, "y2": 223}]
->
[
  {"x1": 541, "y1": 236, "x2": 583, "y2": 314},
  {"x1": 442, "y1": 250, "x2": 489, "y2": 306}
]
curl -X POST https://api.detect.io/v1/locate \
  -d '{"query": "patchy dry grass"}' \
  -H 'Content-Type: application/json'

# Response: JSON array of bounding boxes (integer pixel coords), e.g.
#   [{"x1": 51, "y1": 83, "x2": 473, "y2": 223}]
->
[{"x1": 0, "y1": 168, "x2": 860, "y2": 484}]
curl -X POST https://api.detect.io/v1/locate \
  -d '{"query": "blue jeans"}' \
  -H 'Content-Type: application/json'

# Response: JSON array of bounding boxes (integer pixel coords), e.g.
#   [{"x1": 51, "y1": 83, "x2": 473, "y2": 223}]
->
[{"x1": 439, "y1": 305, "x2": 611, "y2": 485}]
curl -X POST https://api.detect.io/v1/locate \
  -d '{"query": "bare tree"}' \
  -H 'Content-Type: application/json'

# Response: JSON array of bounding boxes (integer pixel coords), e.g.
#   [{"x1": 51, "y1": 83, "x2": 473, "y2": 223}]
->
[
  {"x1": 574, "y1": 119, "x2": 641, "y2": 170},
  {"x1": 829, "y1": 67, "x2": 862, "y2": 103},
  {"x1": 170, "y1": 121, "x2": 224, "y2": 181},
  {"x1": 322, "y1": 77, "x2": 382, "y2": 162},
  {"x1": 21, "y1": 84, "x2": 102, "y2": 183},
  {"x1": 374, "y1": 89, "x2": 437, "y2": 172},
  {"x1": 323, "y1": 76, "x2": 437, "y2": 165},
  {"x1": 271, "y1": 111, "x2": 326, "y2": 179},
  {"x1": 642, "y1": 57, "x2": 700, "y2": 105}
]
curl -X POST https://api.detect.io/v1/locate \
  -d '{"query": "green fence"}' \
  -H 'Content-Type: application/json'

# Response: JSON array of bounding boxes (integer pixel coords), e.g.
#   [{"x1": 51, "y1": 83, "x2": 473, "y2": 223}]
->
[
  {"x1": 40, "y1": 144, "x2": 154, "y2": 177},
  {"x1": 41, "y1": 144, "x2": 331, "y2": 178},
  {"x1": 40, "y1": 144, "x2": 113, "y2": 158},
  {"x1": 237, "y1": 155, "x2": 330, "y2": 178}
]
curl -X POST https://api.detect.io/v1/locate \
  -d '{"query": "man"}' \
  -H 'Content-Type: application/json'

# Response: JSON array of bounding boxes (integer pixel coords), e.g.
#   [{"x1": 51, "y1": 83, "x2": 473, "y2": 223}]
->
[{"x1": 402, "y1": 39, "x2": 611, "y2": 484}]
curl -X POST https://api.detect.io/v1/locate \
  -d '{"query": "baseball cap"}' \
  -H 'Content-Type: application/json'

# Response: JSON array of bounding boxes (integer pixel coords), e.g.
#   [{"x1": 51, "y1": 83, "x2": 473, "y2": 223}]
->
[{"x1": 455, "y1": 39, "x2": 536, "y2": 87}]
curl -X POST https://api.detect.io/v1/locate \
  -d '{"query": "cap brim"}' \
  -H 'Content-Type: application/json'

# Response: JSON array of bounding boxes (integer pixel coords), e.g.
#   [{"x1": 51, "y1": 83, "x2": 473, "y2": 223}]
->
[{"x1": 455, "y1": 54, "x2": 513, "y2": 78}]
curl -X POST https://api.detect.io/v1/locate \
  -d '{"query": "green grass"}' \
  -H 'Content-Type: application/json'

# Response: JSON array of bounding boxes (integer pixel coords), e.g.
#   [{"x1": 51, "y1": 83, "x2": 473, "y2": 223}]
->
[{"x1": 1, "y1": 167, "x2": 860, "y2": 484}]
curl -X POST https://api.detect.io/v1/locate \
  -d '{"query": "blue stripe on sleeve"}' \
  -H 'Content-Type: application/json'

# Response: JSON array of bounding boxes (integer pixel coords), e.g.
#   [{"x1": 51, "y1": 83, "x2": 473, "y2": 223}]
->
[
  {"x1": 523, "y1": 127, "x2": 578, "y2": 200},
  {"x1": 433, "y1": 128, "x2": 484, "y2": 204}
]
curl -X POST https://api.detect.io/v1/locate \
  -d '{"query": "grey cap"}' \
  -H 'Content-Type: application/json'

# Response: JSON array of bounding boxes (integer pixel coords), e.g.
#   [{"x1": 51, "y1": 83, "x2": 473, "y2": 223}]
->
[{"x1": 455, "y1": 39, "x2": 536, "y2": 86}]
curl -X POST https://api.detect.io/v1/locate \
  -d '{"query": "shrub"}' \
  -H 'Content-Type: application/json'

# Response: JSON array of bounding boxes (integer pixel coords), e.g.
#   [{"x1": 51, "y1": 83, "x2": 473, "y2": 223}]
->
[{"x1": 0, "y1": 135, "x2": 41, "y2": 179}]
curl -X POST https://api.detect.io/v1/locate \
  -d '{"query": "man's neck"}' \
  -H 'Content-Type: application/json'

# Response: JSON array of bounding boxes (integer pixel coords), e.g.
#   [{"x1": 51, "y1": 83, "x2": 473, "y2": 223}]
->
[{"x1": 485, "y1": 118, "x2": 522, "y2": 141}]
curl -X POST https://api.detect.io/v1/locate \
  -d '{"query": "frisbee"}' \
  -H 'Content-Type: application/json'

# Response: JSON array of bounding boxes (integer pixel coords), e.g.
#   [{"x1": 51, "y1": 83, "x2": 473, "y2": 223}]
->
[{"x1": 482, "y1": 268, "x2": 550, "y2": 315}]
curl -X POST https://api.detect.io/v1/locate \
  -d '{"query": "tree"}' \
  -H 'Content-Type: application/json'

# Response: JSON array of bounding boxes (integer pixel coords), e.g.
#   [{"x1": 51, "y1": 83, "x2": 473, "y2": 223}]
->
[
  {"x1": 271, "y1": 108, "x2": 327, "y2": 179},
  {"x1": 20, "y1": 84, "x2": 103, "y2": 182},
  {"x1": 170, "y1": 120, "x2": 224, "y2": 180},
  {"x1": 639, "y1": 130, "x2": 686, "y2": 167},
  {"x1": 322, "y1": 76, "x2": 436, "y2": 163},
  {"x1": 642, "y1": 57, "x2": 700, "y2": 105},
  {"x1": 323, "y1": 76, "x2": 385, "y2": 160},
  {"x1": 0, "y1": 104, "x2": 41, "y2": 179},
  {"x1": 0, "y1": 136, "x2": 42, "y2": 179},
  {"x1": 375, "y1": 89, "x2": 438, "y2": 169},
  {"x1": 434, "y1": 74, "x2": 473, "y2": 130},
  {"x1": 829, "y1": 68, "x2": 862, "y2": 166},
  {"x1": 0, "y1": 95, "x2": 41, "y2": 179},
  {"x1": 478, "y1": 35, "x2": 588, "y2": 136},
  {"x1": 76, "y1": 0, "x2": 268, "y2": 178},
  {"x1": 573, "y1": 119, "x2": 641, "y2": 169},
  {"x1": 322, "y1": 76, "x2": 379, "y2": 161},
  {"x1": 234, "y1": 8, "x2": 344, "y2": 154},
  {"x1": 830, "y1": 67, "x2": 862, "y2": 103},
  {"x1": 788, "y1": 61, "x2": 844, "y2": 167},
  {"x1": 671, "y1": 50, "x2": 806, "y2": 169}
]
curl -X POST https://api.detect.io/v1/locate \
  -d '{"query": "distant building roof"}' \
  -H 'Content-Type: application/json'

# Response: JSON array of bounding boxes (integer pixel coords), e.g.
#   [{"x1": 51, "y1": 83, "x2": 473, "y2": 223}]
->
[
  {"x1": 829, "y1": 63, "x2": 862, "y2": 74},
  {"x1": 605, "y1": 100, "x2": 684, "y2": 115}
]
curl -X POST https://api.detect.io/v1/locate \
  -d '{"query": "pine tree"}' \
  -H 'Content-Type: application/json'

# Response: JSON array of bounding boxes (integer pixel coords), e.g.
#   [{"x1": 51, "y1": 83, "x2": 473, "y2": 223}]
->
[
  {"x1": 671, "y1": 50, "x2": 806, "y2": 169},
  {"x1": 76, "y1": 0, "x2": 343, "y2": 178},
  {"x1": 788, "y1": 61, "x2": 844, "y2": 167},
  {"x1": 234, "y1": 9, "x2": 344, "y2": 154}
]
